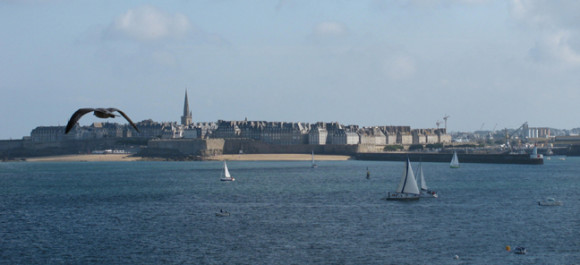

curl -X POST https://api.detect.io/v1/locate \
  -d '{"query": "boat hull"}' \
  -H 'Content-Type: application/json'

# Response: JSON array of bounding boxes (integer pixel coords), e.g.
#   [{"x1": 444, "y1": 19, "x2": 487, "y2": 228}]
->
[
  {"x1": 420, "y1": 190, "x2": 438, "y2": 198},
  {"x1": 538, "y1": 201, "x2": 562, "y2": 206},
  {"x1": 385, "y1": 192, "x2": 420, "y2": 201},
  {"x1": 220, "y1": 178, "x2": 235, "y2": 181},
  {"x1": 538, "y1": 197, "x2": 562, "y2": 206}
]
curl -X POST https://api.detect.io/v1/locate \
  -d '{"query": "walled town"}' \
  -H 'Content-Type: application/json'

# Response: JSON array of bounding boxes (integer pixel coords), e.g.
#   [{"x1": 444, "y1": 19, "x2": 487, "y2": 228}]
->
[{"x1": 1, "y1": 91, "x2": 578, "y2": 159}]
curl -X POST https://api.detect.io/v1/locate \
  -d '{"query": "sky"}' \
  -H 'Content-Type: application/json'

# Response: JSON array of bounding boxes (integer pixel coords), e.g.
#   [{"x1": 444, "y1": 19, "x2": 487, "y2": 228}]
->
[{"x1": 1, "y1": 0, "x2": 579, "y2": 139}]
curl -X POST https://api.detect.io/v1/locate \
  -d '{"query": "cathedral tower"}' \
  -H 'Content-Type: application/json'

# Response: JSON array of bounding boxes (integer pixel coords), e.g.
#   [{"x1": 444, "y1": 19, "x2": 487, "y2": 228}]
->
[{"x1": 181, "y1": 90, "x2": 193, "y2": 126}]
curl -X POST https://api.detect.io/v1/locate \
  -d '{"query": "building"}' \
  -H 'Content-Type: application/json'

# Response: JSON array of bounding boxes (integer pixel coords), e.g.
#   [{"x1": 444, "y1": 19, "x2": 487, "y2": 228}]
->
[
  {"x1": 308, "y1": 123, "x2": 328, "y2": 145},
  {"x1": 378, "y1": 126, "x2": 411, "y2": 145},
  {"x1": 135, "y1": 120, "x2": 172, "y2": 139},
  {"x1": 526, "y1": 127, "x2": 551, "y2": 139},
  {"x1": 359, "y1": 127, "x2": 386, "y2": 145},
  {"x1": 181, "y1": 90, "x2": 193, "y2": 126},
  {"x1": 331, "y1": 125, "x2": 359, "y2": 145},
  {"x1": 30, "y1": 126, "x2": 70, "y2": 142},
  {"x1": 261, "y1": 122, "x2": 309, "y2": 145},
  {"x1": 385, "y1": 132, "x2": 397, "y2": 145},
  {"x1": 412, "y1": 129, "x2": 427, "y2": 145},
  {"x1": 213, "y1": 120, "x2": 260, "y2": 139}
]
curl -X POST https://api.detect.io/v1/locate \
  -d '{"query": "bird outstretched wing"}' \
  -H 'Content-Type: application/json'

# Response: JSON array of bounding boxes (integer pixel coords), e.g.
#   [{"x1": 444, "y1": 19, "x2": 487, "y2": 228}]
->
[
  {"x1": 109, "y1": 108, "x2": 140, "y2": 132},
  {"x1": 65, "y1": 108, "x2": 95, "y2": 134}
]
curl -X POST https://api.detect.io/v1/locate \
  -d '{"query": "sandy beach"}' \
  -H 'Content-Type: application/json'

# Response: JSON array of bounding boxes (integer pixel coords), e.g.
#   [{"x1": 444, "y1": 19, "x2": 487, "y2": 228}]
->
[{"x1": 22, "y1": 153, "x2": 352, "y2": 162}]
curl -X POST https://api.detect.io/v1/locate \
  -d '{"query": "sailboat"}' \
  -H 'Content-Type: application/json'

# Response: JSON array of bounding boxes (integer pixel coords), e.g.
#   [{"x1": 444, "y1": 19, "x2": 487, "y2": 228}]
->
[
  {"x1": 417, "y1": 162, "x2": 438, "y2": 198},
  {"x1": 450, "y1": 151, "x2": 460, "y2": 168},
  {"x1": 311, "y1": 151, "x2": 318, "y2": 168},
  {"x1": 386, "y1": 158, "x2": 420, "y2": 201},
  {"x1": 220, "y1": 161, "x2": 235, "y2": 181}
]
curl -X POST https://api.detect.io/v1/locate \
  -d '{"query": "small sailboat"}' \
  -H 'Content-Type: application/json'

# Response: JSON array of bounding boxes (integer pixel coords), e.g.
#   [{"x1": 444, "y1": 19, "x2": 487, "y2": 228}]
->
[
  {"x1": 386, "y1": 158, "x2": 420, "y2": 201},
  {"x1": 417, "y1": 162, "x2": 438, "y2": 198},
  {"x1": 311, "y1": 151, "x2": 318, "y2": 168},
  {"x1": 220, "y1": 161, "x2": 235, "y2": 181},
  {"x1": 450, "y1": 151, "x2": 460, "y2": 168}
]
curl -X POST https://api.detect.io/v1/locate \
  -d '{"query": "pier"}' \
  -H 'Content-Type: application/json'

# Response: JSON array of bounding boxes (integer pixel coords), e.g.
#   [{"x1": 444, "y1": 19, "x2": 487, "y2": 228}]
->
[{"x1": 355, "y1": 152, "x2": 543, "y2": 165}]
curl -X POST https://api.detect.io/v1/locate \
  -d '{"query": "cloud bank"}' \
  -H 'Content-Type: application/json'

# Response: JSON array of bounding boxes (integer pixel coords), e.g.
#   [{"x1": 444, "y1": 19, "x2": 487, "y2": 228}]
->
[
  {"x1": 511, "y1": 0, "x2": 580, "y2": 66},
  {"x1": 105, "y1": 5, "x2": 191, "y2": 42}
]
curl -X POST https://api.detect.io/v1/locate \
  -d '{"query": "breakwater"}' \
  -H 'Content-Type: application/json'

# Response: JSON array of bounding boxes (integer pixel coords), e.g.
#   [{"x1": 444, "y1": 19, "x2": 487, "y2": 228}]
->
[{"x1": 356, "y1": 152, "x2": 544, "y2": 165}]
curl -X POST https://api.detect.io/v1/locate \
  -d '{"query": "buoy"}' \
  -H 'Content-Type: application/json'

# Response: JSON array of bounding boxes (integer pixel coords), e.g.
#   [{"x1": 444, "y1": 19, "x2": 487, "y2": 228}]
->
[
  {"x1": 454, "y1": 255, "x2": 459, "y2": 260},
  {"x1": 506, "y1": 245, "x2": 511, "y2": 251}
]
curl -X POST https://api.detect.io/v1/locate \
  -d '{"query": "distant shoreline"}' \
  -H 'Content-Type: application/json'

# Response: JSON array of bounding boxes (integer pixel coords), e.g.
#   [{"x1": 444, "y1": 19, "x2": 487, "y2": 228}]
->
[
  {"x1": 20, "y1": 153, "x2": 352, "y2": 162},
  {"x1": 206, "y1": 154, "x2": 352, "y2": 161},
  {"x1": 24, "y1": 154, "x2": 142, "y2": 162}
]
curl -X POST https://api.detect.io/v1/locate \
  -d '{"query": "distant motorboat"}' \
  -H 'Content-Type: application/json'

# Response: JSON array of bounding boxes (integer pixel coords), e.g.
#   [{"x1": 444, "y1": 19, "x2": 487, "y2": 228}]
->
[
  {"x1": 538, "y1": 197, "x2": 562, "y2": 206},
  {"x1": 311, "y1": 151, "x2": 318, "y2": 168},
  {"x1": 514, "y1": 247, "x2": 527, "y2": 255},
  {"x1": 417, "y1": 162, "x2": 437, "y2": 198},
  {"x1": 450, "y1": 151, "x2": 460, "y2": 168},
  {"x1": 386, "y1": 158, "x2": 420, "y2": 201},
  {"x1": 220, "y1": 161, "x2": 235, "y2": 181},
  {"x1": 216, "y1": 209, "x2": 230, "y2": 217}
]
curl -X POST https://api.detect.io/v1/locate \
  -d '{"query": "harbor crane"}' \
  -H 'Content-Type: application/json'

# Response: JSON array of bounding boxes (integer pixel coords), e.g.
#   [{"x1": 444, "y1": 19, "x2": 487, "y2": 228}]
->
[
  {"x1": 436, "y1": 120, "x2": 442, "y2": 129},
  {"x1": 443, "y1": 115, "x2": 450, "y2": 132},
  {"x1": 510, "y1": 122, "x2": 528, "y2": 139}
]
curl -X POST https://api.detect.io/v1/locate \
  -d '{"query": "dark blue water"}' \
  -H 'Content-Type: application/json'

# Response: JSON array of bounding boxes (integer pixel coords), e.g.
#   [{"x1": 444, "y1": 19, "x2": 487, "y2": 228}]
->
[{"x1": 1, "y1": 158, "x2": 578, "y2": 264}]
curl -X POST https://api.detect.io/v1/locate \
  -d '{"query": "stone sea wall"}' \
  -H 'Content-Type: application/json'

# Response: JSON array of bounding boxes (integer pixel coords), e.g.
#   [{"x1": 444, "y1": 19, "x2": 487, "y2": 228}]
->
[{"x1": 144, "y1": 139, "x2": 387, "y2": 157}]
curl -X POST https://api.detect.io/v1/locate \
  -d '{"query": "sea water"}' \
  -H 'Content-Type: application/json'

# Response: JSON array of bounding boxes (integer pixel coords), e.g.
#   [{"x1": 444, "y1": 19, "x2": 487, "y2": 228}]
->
[{"x1": 0, "y1": 158, "x2": 578, "y2": 264}]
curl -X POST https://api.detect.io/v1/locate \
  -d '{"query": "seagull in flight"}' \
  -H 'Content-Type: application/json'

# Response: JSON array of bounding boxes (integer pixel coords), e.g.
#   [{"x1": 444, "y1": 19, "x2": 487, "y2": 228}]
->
[{"x1": 65, "y1": 108, "x2": 139, "y2": 134}]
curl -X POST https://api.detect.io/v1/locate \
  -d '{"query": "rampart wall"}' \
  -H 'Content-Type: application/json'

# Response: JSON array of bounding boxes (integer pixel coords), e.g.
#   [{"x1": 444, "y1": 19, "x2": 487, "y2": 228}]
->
[
  {"x1": 0, "y1": 140, "x2": 23, "y2": 151},
  {"x1": 0, "y1": 138, "x2": 144, "y2": 158},
  {"x1": 147, "y1": 139, "x2": 225, "y2": 156},
  {"x1": 222, "y1": 139, "x2": 381, "y2": 155}
]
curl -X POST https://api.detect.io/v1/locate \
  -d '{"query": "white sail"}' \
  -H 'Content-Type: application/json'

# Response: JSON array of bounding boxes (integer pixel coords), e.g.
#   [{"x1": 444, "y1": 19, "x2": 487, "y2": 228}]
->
[
  {"x1": 395, "y1": 159, "x2": 420, "y2": 195},
  {"x1": 223, "y1": 161, "x2": 231, "y2": 178},
  {"x1": 220, "y1": 161, "x2": 234, "y2": 181},
  {"x1": 450, "y1": 151, "x2": 460, "y2": 168},
  {"x1": 418, "y1": 162, "x2": 428, "y2": 191}
]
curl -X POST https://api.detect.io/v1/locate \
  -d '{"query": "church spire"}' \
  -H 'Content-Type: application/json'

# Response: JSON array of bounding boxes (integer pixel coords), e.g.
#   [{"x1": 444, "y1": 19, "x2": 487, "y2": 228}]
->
[{"x1": 181, "y1": 90, "x2": 193, "y2": 126}]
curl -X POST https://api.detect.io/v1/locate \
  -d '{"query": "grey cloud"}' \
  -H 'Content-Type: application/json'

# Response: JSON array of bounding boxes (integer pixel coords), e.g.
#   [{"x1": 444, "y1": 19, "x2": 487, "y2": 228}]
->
[
  {"x1": 98, "y1": 5, "x2": 230, "y2": 47},
  {"x1": 511, "y1": 0, "x2": 580, "y2": 66},
  {"x1": 103, "y1": 5, "x2": 191, "y2": 42}
]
